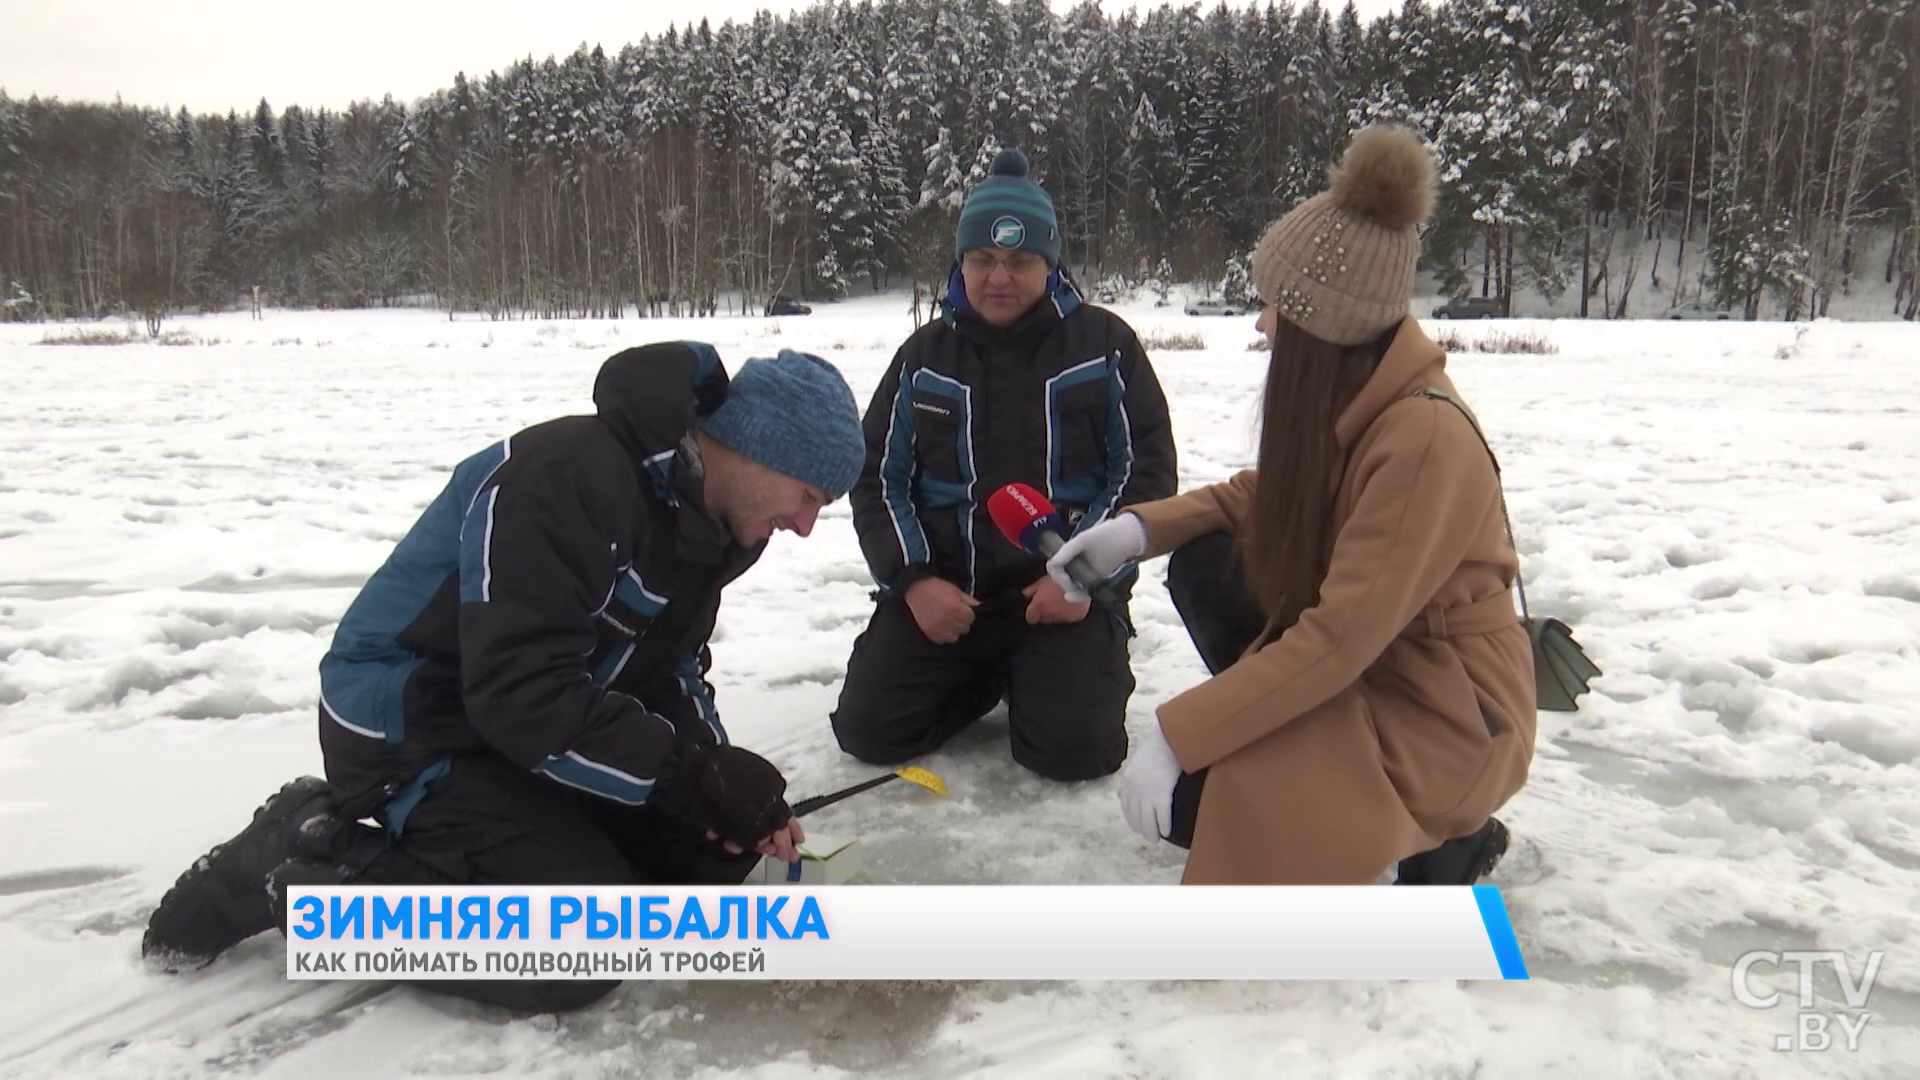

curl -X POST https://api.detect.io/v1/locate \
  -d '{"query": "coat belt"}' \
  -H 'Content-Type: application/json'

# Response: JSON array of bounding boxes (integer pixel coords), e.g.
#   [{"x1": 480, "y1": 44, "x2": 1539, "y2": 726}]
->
[{"x1": 1409, "y1": 591, "x2": 1521, "y2": 639}]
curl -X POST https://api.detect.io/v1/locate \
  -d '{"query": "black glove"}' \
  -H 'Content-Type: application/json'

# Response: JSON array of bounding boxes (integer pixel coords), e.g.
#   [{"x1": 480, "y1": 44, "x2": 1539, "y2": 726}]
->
[{"x1": 649, "y1": 743, "x2": 792, "y2": 849}]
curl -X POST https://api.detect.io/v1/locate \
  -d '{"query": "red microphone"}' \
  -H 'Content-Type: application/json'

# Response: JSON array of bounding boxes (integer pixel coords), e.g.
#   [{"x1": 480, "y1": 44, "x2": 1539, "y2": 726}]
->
[{"x1": 985, "y1": 483, "x2": 1117, "y2": 602}]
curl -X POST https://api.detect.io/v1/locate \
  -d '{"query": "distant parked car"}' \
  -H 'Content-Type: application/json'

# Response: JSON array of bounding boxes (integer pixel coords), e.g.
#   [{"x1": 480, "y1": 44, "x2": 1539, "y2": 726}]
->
[
  {"x1": 1665, "y1": 301, "x2": 1732, "y2": 321},
  {"x1": 766, "y1": 295, "x2": 812, "y2": 316},
  {"x1": 1432, "y1": 295, "x2": 1508, "y2": 319},
  {"x1": 1185, "y1": 296, "x2": 1250, "y2": 317}
]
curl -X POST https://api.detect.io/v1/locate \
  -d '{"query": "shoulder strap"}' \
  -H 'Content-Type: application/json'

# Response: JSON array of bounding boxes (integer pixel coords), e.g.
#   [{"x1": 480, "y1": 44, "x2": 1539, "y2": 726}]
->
[{"x1": 1408, "y1": 387, "x2": 1530, "y2": 621}]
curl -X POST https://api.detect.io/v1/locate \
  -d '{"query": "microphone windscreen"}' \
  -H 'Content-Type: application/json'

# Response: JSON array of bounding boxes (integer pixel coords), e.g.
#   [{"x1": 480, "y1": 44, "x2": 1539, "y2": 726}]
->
[{"x1": 985, "y1": 483, "x2": 1064, "y2": 555}]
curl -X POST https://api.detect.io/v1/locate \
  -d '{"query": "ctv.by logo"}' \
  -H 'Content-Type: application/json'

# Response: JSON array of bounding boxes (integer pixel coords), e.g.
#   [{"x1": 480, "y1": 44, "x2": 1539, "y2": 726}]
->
[{"x1": 1732, "y1": 950, "x2": 1884, "y2": 1052}]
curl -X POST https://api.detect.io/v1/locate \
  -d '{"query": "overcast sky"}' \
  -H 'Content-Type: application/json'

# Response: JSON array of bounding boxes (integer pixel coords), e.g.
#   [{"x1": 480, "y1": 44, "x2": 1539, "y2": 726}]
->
[{"x1": 1, "y1": 0, "x2": 1405, "y2": 116}]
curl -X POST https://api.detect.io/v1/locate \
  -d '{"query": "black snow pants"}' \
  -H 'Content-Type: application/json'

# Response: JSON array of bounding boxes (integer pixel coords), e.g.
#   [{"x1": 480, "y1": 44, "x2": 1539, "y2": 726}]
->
[
  {"x1": 334, "y1": 754, "x2": 761, "y2": 1013},
  {"x1": 830, "y1": 589, "x2": 1136, "y2": 782}
]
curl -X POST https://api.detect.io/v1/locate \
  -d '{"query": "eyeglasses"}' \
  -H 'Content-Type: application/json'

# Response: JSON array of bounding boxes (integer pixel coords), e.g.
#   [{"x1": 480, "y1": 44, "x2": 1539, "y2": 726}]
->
[{"x1": 962, "y1": 250, "x2": 1049, "y2": 277}]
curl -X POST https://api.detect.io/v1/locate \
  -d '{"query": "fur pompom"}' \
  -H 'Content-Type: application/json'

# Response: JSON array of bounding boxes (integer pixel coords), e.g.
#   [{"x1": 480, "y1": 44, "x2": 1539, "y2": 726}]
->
[{"x1": 1328, "y1": 126, "x2": 1436, "y2": 231}]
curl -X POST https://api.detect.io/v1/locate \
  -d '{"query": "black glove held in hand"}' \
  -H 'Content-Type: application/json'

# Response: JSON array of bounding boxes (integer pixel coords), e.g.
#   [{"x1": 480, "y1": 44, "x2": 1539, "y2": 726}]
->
[{"x1": 650, "y1": 743, "x2": 792, "y2": 848}]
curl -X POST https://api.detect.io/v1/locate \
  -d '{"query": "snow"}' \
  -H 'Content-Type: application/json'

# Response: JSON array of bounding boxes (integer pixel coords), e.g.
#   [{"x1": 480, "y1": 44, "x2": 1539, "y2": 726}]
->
[{"x1": 2, "y1": 296, "x2": 1919, "y2": 1078}]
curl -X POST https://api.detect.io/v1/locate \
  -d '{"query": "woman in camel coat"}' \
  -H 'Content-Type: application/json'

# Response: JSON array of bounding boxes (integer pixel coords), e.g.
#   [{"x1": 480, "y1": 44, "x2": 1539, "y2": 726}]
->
[{"x1": 1047, "y1": 126, "x2": 1537, "y2": 885}]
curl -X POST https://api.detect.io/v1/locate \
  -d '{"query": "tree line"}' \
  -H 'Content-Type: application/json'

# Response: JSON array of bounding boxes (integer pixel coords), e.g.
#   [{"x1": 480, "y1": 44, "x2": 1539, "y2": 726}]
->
[{"x1": 2, "y1": 0, "x2": 1915, "y2": 325}]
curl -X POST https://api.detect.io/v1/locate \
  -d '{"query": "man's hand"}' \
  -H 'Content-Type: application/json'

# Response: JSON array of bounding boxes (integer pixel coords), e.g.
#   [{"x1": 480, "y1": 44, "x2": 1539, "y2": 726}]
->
[
  {"x1": 709, "y1": 817, "x2": 806, "y2": 863},
  {"x1": 651, "y1": 744, "x2": 793, "y2": 850},
  {"x1": 904, "y1": 577, "x2": 980, "y2": 644},
  {"x1": 1022, "y1": 575, "x2": 1091, "y2": 625}
]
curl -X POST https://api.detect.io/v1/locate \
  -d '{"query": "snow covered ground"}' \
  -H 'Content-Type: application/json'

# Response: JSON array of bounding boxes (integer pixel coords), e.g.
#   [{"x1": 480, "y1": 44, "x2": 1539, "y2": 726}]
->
[{"x1": 1, "y1": 295, "x2": 1917, "y2": 1078}]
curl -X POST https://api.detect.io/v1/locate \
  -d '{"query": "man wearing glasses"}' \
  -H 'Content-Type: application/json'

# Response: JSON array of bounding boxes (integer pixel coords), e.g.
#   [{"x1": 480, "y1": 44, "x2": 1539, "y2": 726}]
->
[{"x1": 832, "y1": 148, "x2": 1177, "y2": 783}]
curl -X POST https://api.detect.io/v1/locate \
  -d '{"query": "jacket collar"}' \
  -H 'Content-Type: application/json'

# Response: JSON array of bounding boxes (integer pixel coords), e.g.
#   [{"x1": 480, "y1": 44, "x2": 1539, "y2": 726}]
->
[
  {"x1": 662, "y1": 435, "x2": 740, "y2": 564},
  {"x1": 591, "y1": 343, "x2": 747, "y2": 564},
  {"x1": 937, "y1": 261, "x2": 1085, "y2": 346},
  {"x1": 1334, "y1": 317, "x2": 1451, "y2": 450}
]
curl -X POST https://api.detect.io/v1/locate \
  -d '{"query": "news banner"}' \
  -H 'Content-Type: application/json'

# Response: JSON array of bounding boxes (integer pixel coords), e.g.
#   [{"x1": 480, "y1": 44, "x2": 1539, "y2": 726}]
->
[{"x1": 284, "y1": 885, "x2": 1529, "y2": 981}]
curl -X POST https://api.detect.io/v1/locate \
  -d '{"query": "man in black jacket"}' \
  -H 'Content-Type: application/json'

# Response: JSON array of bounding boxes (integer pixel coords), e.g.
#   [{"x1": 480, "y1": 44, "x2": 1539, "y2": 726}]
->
[
  {"x1": 833, "y1": 149, "x2": 1178, "y2": 782},
  {"x1": 142, "y1": 343, "x2": 866, "y2": 1013}
]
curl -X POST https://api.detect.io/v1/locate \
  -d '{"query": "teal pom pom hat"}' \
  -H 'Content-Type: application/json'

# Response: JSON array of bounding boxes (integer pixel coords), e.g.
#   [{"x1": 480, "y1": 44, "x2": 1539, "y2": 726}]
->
[{"x1": 954, "y1": 149, "x2": 1061, "y2": 267}]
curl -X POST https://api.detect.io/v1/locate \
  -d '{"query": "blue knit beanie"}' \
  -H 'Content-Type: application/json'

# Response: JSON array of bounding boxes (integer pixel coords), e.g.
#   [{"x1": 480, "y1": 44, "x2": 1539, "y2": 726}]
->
[
  {"x1": 703, "y1": 349, "x2": 865, "y2": 498},
  {"x1": 955, "y1": 149, "x2": 1060, "y2": 267}
]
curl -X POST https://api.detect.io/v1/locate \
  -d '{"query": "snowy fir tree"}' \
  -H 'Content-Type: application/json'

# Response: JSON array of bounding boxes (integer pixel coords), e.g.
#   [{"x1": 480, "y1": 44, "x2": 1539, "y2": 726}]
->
[{"x1": 1, "y1": 0, "x2": 1915, "y2": 321}]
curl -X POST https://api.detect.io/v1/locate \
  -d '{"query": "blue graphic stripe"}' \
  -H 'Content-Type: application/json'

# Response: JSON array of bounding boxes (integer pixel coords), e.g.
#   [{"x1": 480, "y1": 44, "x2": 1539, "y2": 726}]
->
[
  {"x1": 677, "y1": 340, "x2": 720, "y2": 385},
  {"x1": 641, "y1": 448, "x2": 677, "y2": 506},
  {"x1": 320, "y1": 438, "x2": 507, "y2": 741},
  {"x1": 461, "y1": 438, "x2": 511, "y2": 516},
  {"x1": 534, "y1": 750, "x2": 654, "y2": 805},
  {"x1": 1052, "y1": 270, "x2": 1083, "y2": 319},
  {"x1": 592, "y1": 642, "x2": 637, "y2": 687},
  {"x1": 1051, "y1": 477, "x2": 1102, "y2": 506},
  {"x1": 1473, "y1": 885, "x2": 1529, "y2": 980},
  {"x1": 383, "y1": 758, "x2": 451, "y2": 838},
  {"x1": 457, "y1": 440, "x2": 512, "y2": 604},
  {"x1": 918, "y1": 477, "x2": 970, "y2": 507},
  {"x1": 318, "y1": 689, "x2": 384, "y2": 740},
  {"x1": 957, "y1": 386, "x2": 977, "y2": 595},
  {"x1": 1045, "y1": 357, "x2": 1110, "y2": 501},
  {"x1": 1081, "y1": 359, "x2": 1135, "y2": 536},
  {"x1": 676, "y1": 656, "x2": 728, "y2": 745},
  {"x1": 913, "y1": 370, "x2": 977, "y2": 593},
  {"x1": 1046, "y1": 387, "x2": 1060, "y2": 498},
  {"x1": 318, "y1": 648, "x2": 425, "y2": 744},
  {"x1": 613, "y1": 567, "x2": 667, "y2": 617},
  {"x1": 1050, "y1": 358, "x2": 1109, "y2": 392},
  {"x1": 880, "y1": 372, "x2": 931, "y2": 572},
  {"x1": 456, "y1": 440, "x2": 511, "y2": 604},
  {"x1": 456, "y1": 488, "x2": 500, "y2": 603}
]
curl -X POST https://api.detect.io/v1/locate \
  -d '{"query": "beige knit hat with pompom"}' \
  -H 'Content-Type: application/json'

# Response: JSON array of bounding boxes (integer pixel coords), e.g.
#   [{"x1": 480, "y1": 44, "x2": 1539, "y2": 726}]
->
[{"x1": 1249, "y1": 124, "x2": 1438, "y2": 346}]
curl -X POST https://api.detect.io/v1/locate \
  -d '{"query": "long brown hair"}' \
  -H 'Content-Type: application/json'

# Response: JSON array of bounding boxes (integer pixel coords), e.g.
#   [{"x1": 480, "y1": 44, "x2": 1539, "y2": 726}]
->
[{"x1": 1239, "y1": 315, "x2": 1397, "y2": 634}]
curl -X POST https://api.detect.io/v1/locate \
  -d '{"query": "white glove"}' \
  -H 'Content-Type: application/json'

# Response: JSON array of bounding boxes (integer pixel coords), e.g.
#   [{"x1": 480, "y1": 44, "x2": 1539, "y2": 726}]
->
[
  {"x1": 1118, "y1": 720, "x2": 1182, "y2": 842},
  {"x1": 1046, "y1": 513, "x2": 1148, "y2": 602}
]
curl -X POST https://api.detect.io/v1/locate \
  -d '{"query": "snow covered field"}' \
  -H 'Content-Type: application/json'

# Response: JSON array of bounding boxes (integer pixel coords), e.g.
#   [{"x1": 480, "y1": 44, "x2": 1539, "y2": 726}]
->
[{"x1": 1, "y1": 295, "x2": 1917, "y2": 1078}]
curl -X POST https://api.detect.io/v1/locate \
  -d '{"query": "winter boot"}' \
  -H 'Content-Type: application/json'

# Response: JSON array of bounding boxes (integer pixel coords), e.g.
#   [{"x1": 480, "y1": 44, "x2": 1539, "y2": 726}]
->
[
  {"x1": 1395, "y1": 818, "x2": 1510, "y2": 886},
  {"x1": 142, "y1": 776, "x2": 336, "y2": 972},
  {"x1": 267, "y1": 857, "x2": 353, "y2": 931}
]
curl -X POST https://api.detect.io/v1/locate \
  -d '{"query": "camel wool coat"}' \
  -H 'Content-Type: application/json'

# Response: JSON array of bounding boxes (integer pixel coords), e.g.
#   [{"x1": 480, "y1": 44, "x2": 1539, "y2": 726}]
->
[{"x1": 1129, "y1": 318, "x2": 1537, "y2": 884}]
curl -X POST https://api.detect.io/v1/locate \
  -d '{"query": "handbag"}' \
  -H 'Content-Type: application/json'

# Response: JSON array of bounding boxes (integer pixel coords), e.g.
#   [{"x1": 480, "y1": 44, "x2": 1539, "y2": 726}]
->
[{"x1": 1410, "y1": 387, "x2": 1602, "y2": 712}]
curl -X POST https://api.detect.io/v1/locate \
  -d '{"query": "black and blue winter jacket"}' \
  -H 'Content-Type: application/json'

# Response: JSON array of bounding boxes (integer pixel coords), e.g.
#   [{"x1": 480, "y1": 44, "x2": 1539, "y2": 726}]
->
[
  {"x1": 316, "y1": 342, "x2": 763, "y2": 832},
  {"x1": 851, "y1": 266, "x2": 1178, "y2": 603}
]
